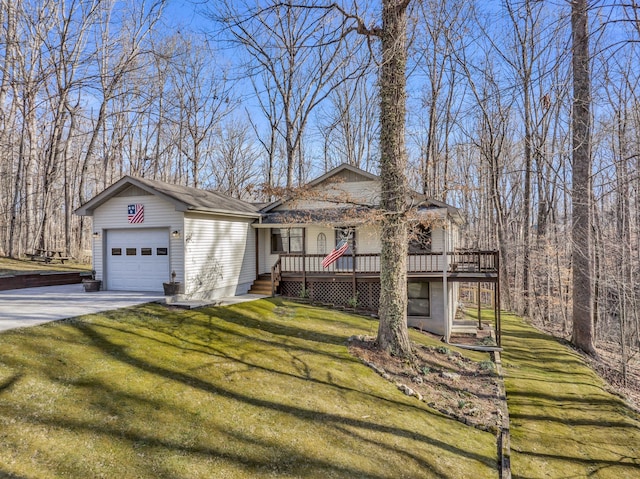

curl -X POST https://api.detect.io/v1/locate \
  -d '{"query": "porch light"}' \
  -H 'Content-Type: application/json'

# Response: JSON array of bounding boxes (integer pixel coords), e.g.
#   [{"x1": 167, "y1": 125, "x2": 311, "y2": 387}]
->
[
  {"x1": 92, "y1": 231, "x2": 100, "y2": 238},
  {"x1": 171, "y1": 230, "x2": 181, "y2": 238}
]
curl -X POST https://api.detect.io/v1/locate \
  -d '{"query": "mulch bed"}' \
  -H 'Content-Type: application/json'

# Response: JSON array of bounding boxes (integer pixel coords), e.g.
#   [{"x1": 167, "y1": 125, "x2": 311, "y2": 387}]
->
[{"x1": 348, "y1": 336, "x2": 506, "y2": 433}]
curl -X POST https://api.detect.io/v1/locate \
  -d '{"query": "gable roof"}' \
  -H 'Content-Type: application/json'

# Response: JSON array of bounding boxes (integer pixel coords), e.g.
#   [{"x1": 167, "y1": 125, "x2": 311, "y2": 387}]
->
[
  {"x1": 75, "y1": 176, "x2": 261, "y2": 218},
  {"x1": 260, "y1": 163, "x2": 463, "y2": 223},
  {"x1": 260, "y1": 164, "x2": 379, "y2": 213}
]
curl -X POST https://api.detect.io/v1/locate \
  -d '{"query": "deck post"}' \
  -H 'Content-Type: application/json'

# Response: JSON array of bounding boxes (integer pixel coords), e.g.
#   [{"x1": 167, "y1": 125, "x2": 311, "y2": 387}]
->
[
  {"x1": 495, "y1": 252, "x2": 501, "y2": 346},
  {"x1": 443, "y1": 224, "x2": 450, "y2": 341},
  {"x1": 302, "y1": 230, "x2": 307, "y2": 295},
  {"x1": 477, "y1": 281, "x2": 482, "y2": 329},
  {"x1": 352, "y1": 238, "x2": 357, "y2": 303}
]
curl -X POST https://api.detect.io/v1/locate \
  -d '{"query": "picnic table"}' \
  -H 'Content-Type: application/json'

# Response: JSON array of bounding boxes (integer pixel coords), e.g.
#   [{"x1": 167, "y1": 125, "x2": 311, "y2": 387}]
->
[{"x1": 27, "y1": 249, "x2": 70, "y2": 264}]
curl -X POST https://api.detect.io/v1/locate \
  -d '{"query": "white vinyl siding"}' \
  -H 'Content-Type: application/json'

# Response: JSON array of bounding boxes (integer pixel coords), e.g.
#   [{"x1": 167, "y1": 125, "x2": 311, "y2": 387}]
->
[
  {"x1": 431, "y1": 227, "x2": 445, "y2": 253},
  {"x1": 92, "y1": 195, "x2": 184, "y2": 284},
  {"x1": 305, "y1": 225, "x2": 331, "y2": 254},
  {"x1": 184, "y1": 213, "x2": 256, "y2": 299}
]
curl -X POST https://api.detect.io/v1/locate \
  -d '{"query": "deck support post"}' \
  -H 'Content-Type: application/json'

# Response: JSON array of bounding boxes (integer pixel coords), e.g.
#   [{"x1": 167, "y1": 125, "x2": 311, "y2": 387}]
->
[
  {"x1": 352, "y1": 238, "x2": 357, "y2": 303},
  {"x1": 443, "y1": 227, "x2": 450, "y2": 342},
  {"x1": 478, "y1": 281, "x2": 483, "y2": 329},
  {"x1": 495, "y1": 252, "x2": 501, "y2": 346}
]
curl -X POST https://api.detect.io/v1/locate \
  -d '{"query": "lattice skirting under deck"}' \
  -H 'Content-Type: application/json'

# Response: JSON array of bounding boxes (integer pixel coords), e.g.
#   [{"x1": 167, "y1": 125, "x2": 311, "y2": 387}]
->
[{"x1": 280, "y1": 278, "x2": 380, "y2": 311}]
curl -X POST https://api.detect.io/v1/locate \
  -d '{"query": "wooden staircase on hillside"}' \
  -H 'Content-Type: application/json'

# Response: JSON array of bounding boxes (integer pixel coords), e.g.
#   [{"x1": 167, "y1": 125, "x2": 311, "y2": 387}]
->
[{"x1": 248, "y1": 274, "x2": 276, "y2": 296}]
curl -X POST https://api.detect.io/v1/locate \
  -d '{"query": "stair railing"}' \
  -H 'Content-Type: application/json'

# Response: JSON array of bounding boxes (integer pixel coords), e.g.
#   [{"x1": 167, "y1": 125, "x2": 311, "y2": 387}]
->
[{"x1": 271, "y1": 258, "x2": 282, "y2": 297}]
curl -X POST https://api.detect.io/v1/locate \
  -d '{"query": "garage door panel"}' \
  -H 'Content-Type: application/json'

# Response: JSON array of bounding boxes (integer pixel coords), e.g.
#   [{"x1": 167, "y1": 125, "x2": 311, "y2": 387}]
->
[{"x1": 106, "y1": 229, "x2": 169, "y2": 292}]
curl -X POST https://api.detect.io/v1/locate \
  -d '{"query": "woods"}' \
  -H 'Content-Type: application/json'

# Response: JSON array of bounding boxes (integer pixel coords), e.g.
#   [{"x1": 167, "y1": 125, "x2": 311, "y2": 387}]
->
[{"x1": 0, "y1": 1, "x2": 638, "y2": 373}]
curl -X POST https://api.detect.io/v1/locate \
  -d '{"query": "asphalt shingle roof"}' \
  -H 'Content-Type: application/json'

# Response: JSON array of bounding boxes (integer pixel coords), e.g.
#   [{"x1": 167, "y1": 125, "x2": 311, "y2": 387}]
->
[{"x1": 131, "y1": 177, "x2": 260, "y2": 216}]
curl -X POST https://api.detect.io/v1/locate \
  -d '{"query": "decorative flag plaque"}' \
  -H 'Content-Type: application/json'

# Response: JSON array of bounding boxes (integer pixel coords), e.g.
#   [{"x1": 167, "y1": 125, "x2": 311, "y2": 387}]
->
[{"x1": 127, "y1": 204, "x2": 144, "y2": 223}]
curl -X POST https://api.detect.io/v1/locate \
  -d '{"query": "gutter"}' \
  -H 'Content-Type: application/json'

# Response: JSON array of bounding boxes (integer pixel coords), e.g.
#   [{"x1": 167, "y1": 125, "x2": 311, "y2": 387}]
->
[{"x1": 185, "y1": 206, "x2": 262, "y2": 219}]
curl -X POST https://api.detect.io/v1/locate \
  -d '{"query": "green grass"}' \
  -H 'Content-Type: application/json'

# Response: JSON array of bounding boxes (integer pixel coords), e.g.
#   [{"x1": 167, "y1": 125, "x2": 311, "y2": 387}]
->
[
  {"x1": 499, "y1": 311, "x2": 640, "y2": 478},
  {"x1": 0, "y1": 256, "x2": 91, "y2": 276},
  {"x1": 0, "y1": 299, "x2": 496, "y2": 478}
]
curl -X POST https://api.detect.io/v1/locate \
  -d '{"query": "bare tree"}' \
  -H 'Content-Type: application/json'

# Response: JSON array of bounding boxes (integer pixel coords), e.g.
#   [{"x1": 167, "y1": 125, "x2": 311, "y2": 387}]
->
[
  {"x1": 208, "y1": 117, "x2": 261, "y2": 199},
  {"x1": 411, "y1": 0, "x2": 470, "y2": 203},
  {"x1": 169, "y1": 34, "x2": 234, "y2": 188},
  {"x1": 317, "y1": 50, "x2": 378, "y2": 172},
  {"x1": 571, "y1": 0, "x2": 596, "y2": 355},
  {"x1": 374, "y1": 0, "x2": 413, "y2": 357},
  {"x1": 214, "y1": 0, "x2": 366, "y2": 187}
]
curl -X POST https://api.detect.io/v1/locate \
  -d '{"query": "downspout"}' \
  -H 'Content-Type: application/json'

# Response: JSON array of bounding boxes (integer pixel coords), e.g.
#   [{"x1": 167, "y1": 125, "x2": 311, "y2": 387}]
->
[{"x1": 255, "y1": 215, "x2": 262, "y2": 280}]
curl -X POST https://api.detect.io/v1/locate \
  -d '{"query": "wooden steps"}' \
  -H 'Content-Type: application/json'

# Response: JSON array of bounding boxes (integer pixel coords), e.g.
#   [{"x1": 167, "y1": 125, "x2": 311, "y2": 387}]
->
[{"x1": 248, "y1": 275, "x2": 276, "y2": 295}]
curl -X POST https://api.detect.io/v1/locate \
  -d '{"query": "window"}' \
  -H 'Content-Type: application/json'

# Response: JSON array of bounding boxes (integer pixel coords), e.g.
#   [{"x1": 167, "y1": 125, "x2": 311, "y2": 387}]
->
[
  {"x1": 141, "y1": 248, "x2": 152, "y2": 256},
  {"x1": 409, "y1": 224, "x2": 432, "y2": 253},
  {"x1": 126, "y1": 248, "x2": 137, "y2": 256},
  {"x1": 111, "y1": 248, "x2": 122, "y2": 256},
  {"x1": 317, "y1": 233, "x2": 327, "y2": 255},
  {"x1": 270, "y1": 228, "x2": 303, "y2": 253},
  {"x1": 407, "y1": 282, "x2": 430, "y2": 316},
  {"x1": 157, "y1": 247, "x2": 168, "y2": 255}
]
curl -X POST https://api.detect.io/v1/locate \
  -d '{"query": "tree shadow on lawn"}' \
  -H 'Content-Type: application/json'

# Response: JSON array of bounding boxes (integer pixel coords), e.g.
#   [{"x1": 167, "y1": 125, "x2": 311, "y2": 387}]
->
[
  {"x1": 66, "y1": 320, "x2": 496, "y2": 472},
  {"x1": 506, "y1": 389, "x2": 637, "y2": 411},
  {"x1": 0, "y1": 303, "x2": 497, "y2": 477},
  {"x1": 0, "y1": 373, "x2": 21, "y2": 393},
  {"x1": 501, "y1": 315, "x2": 640, "y2": 477},
  {"x1": 509, "y1": 448, "x2": 640, "y2": 476},
  {"x1": 16, "y1": 306, "x2": 437, "y2": 422},
  {"x1": 0, "y1": 469, "x2": 30, "y2": 479},
  {"x1": 10, "y1": 402, "x2": 405, "y2": 479},
  {"x1": 87, "y1": 316, "x2": 423, "y2": 413},
  {"x1": 205, "y1": 299, "x2": 367, "y2": 347}
]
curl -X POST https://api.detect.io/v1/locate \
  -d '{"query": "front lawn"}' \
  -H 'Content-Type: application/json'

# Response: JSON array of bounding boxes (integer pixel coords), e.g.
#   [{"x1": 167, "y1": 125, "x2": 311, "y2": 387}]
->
[{"x1": 0, "y1": 299, "x2": 497, "y2": 478}]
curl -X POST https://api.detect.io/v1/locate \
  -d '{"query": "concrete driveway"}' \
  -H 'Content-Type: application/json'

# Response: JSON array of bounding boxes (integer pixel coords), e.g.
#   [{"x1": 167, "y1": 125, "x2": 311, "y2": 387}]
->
[{"x1": 0, "y1": 284, "x2": 165, "y2": 332}]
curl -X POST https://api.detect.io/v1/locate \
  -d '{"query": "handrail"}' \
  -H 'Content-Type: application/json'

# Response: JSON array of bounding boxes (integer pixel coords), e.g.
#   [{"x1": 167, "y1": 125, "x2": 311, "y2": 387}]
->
[{"x1": 271, "y1": 257, "x2": 282, "y2": 296}]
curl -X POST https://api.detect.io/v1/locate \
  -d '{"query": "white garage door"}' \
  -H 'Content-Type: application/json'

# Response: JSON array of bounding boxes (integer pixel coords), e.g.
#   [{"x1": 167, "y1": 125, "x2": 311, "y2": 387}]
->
[{"x1": 105, "y1": 228, "x2": 170, "y2": 292}]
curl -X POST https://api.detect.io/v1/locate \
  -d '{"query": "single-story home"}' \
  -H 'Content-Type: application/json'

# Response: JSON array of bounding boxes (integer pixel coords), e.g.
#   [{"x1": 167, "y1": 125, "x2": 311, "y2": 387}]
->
[{"x1": 76, "y1": 164, "x2": 499, "y2": 340}]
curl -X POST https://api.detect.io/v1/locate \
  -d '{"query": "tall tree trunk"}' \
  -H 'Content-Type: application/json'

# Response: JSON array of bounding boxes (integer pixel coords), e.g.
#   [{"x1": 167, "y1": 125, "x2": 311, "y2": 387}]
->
[
  {"x1": 376, "y1": 0, "x2": 412, "y2": 358},
  {"x1": 571, "y1": 0, "x2": 596, "y2": 355}
]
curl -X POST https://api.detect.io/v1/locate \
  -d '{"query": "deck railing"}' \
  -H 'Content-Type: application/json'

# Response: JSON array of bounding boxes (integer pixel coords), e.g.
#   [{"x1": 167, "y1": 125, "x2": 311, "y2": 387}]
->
[{"x1": 278, "y1": 250, "x2": 498, "y2": 275}]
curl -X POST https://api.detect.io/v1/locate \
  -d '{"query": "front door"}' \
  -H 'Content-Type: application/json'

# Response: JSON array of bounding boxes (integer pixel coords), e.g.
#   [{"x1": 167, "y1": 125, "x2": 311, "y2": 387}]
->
[{"x1": 334, "y1": 228, "x2": 355, "y2": 271}]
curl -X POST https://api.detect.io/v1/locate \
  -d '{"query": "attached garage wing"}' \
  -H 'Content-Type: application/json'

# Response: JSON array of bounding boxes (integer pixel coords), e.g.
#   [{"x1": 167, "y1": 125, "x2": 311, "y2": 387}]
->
[{"x1": 105, "y1": 228, "x2": 170, "y2": 292}]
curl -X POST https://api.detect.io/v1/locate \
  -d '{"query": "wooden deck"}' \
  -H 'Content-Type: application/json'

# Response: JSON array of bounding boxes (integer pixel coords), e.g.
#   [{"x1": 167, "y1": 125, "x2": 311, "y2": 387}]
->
[
  {"x1": 267, "y1": 250, "x2": 502, "y2": 345},
  {"x1": 276, "y1": 251, "x2": 498, "y2": 279}
]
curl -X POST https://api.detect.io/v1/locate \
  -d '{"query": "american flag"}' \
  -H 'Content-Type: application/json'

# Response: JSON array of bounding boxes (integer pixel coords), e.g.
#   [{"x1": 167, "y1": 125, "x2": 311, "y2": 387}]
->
[
  {"x1": 321, "y1": 239, "x2": 350, "y2": 268},
  {"x1": 128, "y1": 204, "x2": 144, "y2": 223}
]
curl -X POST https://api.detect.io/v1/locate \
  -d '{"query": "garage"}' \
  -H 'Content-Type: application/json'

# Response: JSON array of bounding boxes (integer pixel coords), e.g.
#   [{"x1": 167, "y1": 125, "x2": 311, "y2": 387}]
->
[
  {"x1": 105, "y1": 228, "x2": 169, "y2": 292},
  {"x1": 76, "y1": 176, "x2": 260, "y2": 298}
]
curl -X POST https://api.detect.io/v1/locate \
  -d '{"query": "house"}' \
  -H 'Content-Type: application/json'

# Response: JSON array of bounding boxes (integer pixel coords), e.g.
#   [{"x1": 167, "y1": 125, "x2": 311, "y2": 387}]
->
[
  {"x1": 76, "y1": 164, "x2": 500, "y2": 342},
  {"x1": 252, "y1": 164, "x2": 500, "y2": 341}
]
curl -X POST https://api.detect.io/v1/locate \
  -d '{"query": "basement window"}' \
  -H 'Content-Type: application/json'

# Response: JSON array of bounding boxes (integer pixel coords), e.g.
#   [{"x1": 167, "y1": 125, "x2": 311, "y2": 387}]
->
[{"x1": 408, "y1": 282, "x2": 430, "y2": 317}]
